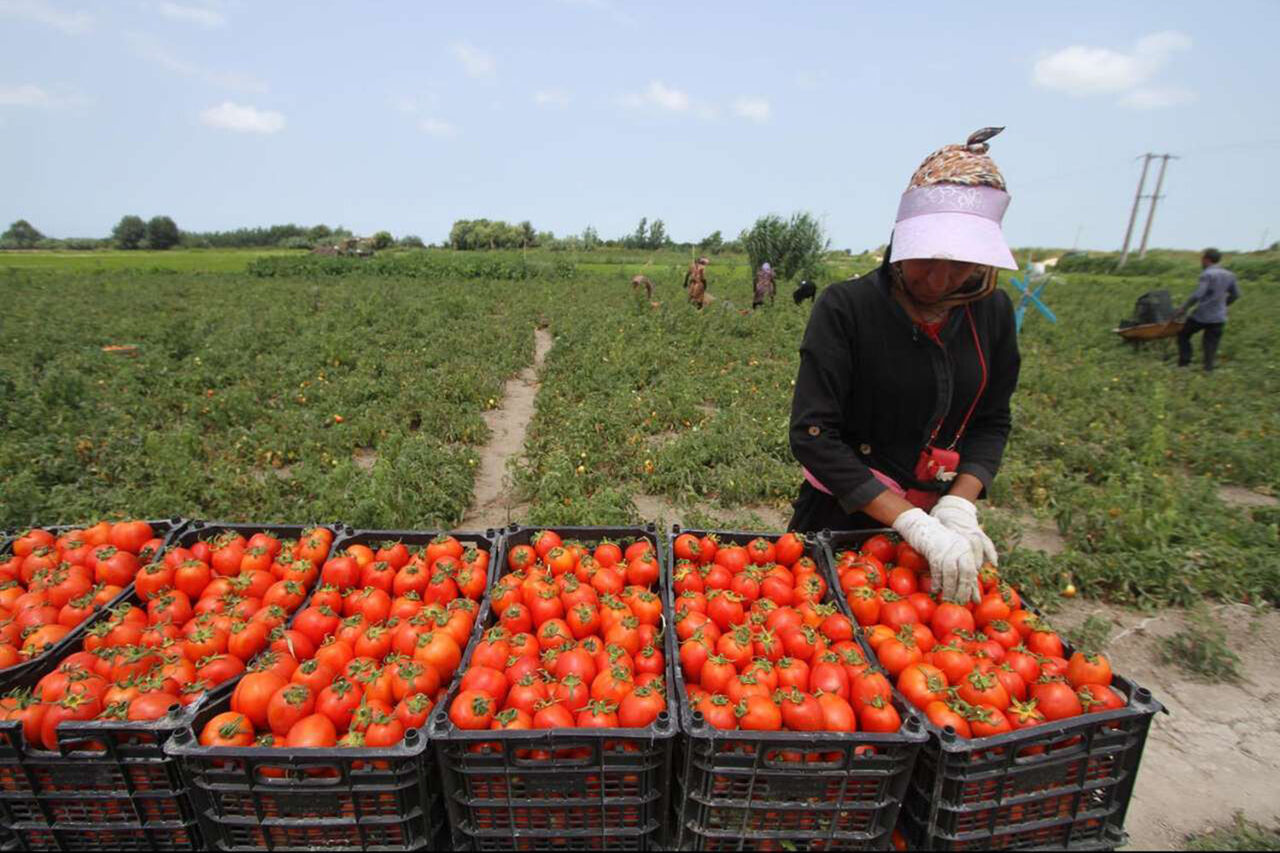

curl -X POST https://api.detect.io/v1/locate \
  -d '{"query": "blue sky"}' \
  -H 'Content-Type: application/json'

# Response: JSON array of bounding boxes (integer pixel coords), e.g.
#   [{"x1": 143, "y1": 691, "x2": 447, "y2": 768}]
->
[{"x1": 2, "y1": 0, "x2": 1278, "y2": 251}]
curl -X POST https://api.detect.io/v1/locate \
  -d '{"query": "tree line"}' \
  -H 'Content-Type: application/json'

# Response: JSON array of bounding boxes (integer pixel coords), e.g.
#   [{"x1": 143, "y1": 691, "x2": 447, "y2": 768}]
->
[
  {"x1": 0, "y1": 217, "x2": 420, "y2": 251},
  {"x1": 2, "y1": 212, "x2": 831, "y2": 279}
]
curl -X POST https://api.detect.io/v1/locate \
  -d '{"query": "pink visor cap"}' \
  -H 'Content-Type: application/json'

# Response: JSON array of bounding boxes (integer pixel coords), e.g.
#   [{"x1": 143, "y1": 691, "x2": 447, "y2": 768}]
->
[{"x1": 889, "y1": 184, "x2": 1017, "y2": 270}]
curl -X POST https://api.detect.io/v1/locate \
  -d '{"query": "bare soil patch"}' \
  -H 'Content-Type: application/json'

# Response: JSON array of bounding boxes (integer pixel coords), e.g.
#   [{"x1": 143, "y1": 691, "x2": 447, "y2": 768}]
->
[
  {"x1": 1016, "y1": 513, "x2": 1067, "y2": 555},
  {"x1": 1217, "y1": 484, "x2": 1279, "y2": 508},
  {"x1": 459, "y1": 328, "x2": 552, "y2": 529},
  {"x1": 1048, "y1": 600, "x2": 1280, "y2": 849},
  {"x1": 353, "y1": 447, "x2": 377, "y2": 471}
]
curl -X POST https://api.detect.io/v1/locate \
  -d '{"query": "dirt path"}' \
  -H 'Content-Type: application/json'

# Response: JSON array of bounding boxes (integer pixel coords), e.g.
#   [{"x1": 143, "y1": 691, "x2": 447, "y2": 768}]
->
[
  {"x1": 458, "y1": 327, "x2": 552, "y2": 530},
  {"x1": 1048, "y1": 600, "x2": 1280, "y2": 849}
]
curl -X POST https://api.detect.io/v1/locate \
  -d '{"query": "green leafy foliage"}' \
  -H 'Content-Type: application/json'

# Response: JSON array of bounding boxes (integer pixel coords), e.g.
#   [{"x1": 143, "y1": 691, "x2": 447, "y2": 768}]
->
[
  {"x1": 112, "y1": 215, "x2": 147, "y2": 250},
  {"x1": 1065, "y1": 615, "x2": 1114, "y2": 656},
  {"x1": 1, "y1": 219, "x2": 43, "y2": 248},
  {"x1": 1185, "y1": 812, "x2": 1280, "y2": 851},
  {"x1": 146, "y1": 216, "x2": 181, "y2": 250},
  {"x1": 246, "y1": 251, "x2": 576, "y2": 280},
  {"x1": 741, "y1": 212, "x2": 829, "y2": 282},
  {"x1": 1158, "y1": 607, "x2": 1243, "y2": 682}
]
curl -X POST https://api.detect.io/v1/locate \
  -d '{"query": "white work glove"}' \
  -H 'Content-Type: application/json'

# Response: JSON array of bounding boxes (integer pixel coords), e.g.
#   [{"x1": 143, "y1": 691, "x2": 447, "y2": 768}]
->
[
  {"x1": 931, "y1": 495, "x2": 999, "y2": 571},
  {"x1": 892, "y1": 508, "x2": 981, "y2": 604}
]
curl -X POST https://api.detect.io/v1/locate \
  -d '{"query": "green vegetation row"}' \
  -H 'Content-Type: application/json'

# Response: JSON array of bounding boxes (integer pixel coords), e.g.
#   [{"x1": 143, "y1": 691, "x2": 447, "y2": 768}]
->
[
  {"x1": 0, "y1": 269, "x2": 544, "y2": 530},
  {"x1": 1056, "y1": 249, "x2": 1280, "y2": 282},
  {"x1": 245, "y1": 252, "x2": 577, "y2": 281},
  {"x1": 1, "y1": 257, "x2": 1276, "y2": 609}
]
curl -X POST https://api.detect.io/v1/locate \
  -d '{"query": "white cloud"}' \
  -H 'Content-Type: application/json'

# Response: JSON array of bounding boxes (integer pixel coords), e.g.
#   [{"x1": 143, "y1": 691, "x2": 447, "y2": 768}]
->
[
  {"x1": 533, "y1": 88, "x2": 570, "y2": 109},
  {"x1": 418, "y1": 117, "x2": 457, "y2": 137},
  {"x1": 452, "y1": 41, "x2": 496, "y2": 79},
  {"x1": 0, "y1": 83, "x2": 85, "y2": 108},
  {"x1": 158, "y1": 1, "x2": 225, "y2": 28},
  {"x1": 199, "y1": 101, "x2": 284, "y2": 134},
  {"x1": 129, "y1": 32, "x2": 267, "y2": 93},
  {"x1": 0, "y1": 0, "x2": 91, "y2": 33},
  {"x1": 0, "y1": 84, "x2": 52, "y2": 107},
  {"x1": 623, "y1": 80, "x2": 690, "y2": 112},
  {"x1": 1121, "y1": 87, "x2": 1197, "y2": 110},
  {"x1": 1033, "y1": 30, "x2": 1192, "y2": 108},
  {"x1": 732, "y1": 96, "x2": 771, "y2": 122}
]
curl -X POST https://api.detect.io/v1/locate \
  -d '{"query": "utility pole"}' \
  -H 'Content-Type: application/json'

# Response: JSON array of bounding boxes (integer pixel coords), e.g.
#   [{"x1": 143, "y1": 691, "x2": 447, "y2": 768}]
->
[
  {"x1": 1118, "y1": 154, "x2": 1153, "y2": 269},
  {"x1": 1138, "y1": 154, "x2": 1176, "y2": 259}
]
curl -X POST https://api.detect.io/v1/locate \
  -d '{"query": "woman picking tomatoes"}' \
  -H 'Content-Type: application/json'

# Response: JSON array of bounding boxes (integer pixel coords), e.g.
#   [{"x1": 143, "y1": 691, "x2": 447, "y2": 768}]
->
[{"x1": 787, "y1": 129, "x2": 1020, "y2": 605}]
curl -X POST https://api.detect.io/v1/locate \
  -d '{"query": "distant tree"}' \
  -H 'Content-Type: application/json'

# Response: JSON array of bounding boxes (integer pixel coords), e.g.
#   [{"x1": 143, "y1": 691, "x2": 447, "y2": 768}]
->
[
  {"x1": 398, "y1": 234, "x2": 425, "y2": 248},
  {"x1": 698, "y1": 230, "x2": 724, "y2": 255},
  {"x1": 448, "y1": 218, "x2": 537, "y2": 250},
  {"x1": 742, "y1": 212, "x2": 829, "y2": 281},
  {"x1": 370, "y1": 230, "x2": 394, "y2": 250},
  {"x1": 519, "y1": 221, "x2": 537, "y2": 248},
  {"x1": 112, "y1": 215, "x2": 147, "y2": 249},
  {"x1": 307, "y1": 224, "x2": 333, "y2": 243},
  {"x1": 581, "y1": 226, "x2": 600, "y2": 250},
  {"x1": 626, "y1": 218, "x2": 648, "y2": 250},
  {"x1": 145, "y1": 216, "x2": 180, "y2": 250},
  {"x1": 1, "y1": 219, "x2": 44, "y2": 248},
  {"x1": 647, "y1": 219, "x2": 668, "y2": 249},
  {"x1": 1271, "y1": 241, "x2": 1279, "y2": 252}
]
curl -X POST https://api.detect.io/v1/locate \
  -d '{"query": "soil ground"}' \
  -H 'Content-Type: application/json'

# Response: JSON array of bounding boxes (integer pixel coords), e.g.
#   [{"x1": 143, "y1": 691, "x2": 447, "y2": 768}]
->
[
  {"x1": 1049, "y1": 600, "x2": 1280, "y2": 850},
  {"x1": 458, "y1": 327, "x2": 551, "y2": 529}
]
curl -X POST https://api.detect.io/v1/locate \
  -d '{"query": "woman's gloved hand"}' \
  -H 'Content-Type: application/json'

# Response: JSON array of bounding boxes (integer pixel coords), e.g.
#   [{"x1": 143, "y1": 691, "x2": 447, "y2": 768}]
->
[
  {"x1": 891, "y1": 508, "x2": 981, "y2": 604},
  {"x1": 930, "y1": 495, "x2": 998, "y2": 571}
]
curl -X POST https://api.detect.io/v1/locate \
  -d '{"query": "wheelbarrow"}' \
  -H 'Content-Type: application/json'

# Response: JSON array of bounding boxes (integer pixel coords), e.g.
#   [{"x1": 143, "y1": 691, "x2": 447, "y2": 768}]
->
[{"x1": 1114, "y1": 319, "x2": 1185, "y2": 342}]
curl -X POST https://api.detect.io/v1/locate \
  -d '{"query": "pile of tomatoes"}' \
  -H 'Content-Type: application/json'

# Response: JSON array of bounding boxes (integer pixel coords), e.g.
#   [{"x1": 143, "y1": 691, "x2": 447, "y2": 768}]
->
[
  {"x1": 446, "y1": 531, "x2": 668, "y2": 733},
  {"x1": 674, "y1": 532, "x2": 903, "y2": 734},
  {"x1": 0, "y1": 526, "x2": 333, "y2": 751},
  {"x1": 200, "y1": 535, "x2": 489, "y2": 750},
  {"x1": 0, "y1": 521, "x2": 165, "y2": 670},
  {"x1": 835, "y1": 533, "x2": 1126, "y2": 740}
]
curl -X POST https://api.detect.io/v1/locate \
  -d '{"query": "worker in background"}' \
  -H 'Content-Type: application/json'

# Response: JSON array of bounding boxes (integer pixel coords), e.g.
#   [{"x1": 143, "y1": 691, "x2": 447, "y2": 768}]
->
[
  {"x1": 753, "y1": 262, "x2": 777, "y2": 309},
  {"x1": 631, "y1": 274, "x2": 654, "y2": 300},
  {"x1": 788, "y1": 127, "x2": 1021, "y2": 605},
  {"x1": 683, "y1": 256, "x2": 709, "y2": 309},
  {"x1": 1175, "y1": 248, "x2": 1240, "y2": 372}
]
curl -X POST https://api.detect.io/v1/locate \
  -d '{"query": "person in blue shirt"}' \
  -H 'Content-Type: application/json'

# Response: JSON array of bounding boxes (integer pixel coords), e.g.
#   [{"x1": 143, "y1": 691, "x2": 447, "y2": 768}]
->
[{"x1": 1175, "y1": 248, "x2": 1241, "y2": 371}]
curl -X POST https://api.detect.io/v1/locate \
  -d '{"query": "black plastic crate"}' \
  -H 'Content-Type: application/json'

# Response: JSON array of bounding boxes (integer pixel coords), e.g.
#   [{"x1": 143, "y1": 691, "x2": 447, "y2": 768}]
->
[
  {"x1": 668, "y1": 526, "x2": 927, "y2": 852},
  {"x1": 0, "y1": 521, "x2": 342, "y2": 850},
  {"x1": 0, "y1": 519, "x2": 188, "y2": 690},
  {"x1": 7, "y1": 820, "x2": 199, "y2": 851},
  {"x1": 819, "y1": 529, "x2": 1163, "y2": 851},
  {"x1": 168, "y1": 695, "x2": 442, "y2": 852},
  {"x1": 429, "y1": 524, "x2": 677, "y2": 852},
  {"x1": 166, "y1": 525, "x2": 498, "y2": 852}
]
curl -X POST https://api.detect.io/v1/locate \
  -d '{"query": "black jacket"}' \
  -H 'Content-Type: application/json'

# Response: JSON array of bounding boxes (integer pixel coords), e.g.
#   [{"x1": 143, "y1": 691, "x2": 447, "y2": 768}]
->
[{"x1": 788, "y1": 265, "x2": 1020, "y2": 528}]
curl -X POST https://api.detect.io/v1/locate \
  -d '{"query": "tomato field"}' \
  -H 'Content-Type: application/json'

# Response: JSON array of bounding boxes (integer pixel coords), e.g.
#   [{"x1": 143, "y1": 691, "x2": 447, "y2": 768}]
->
[
  {"x1": 0, "y1": 246, "x2": 1278, "y2": 851},
  {"x1": 2, "y1": 249, "x2": 1276, "y2": 610}
]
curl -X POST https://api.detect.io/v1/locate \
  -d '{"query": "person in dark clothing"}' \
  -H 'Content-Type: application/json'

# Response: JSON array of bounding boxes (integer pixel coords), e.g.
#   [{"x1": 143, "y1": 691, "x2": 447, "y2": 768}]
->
[
  {"x1": 1175, "y1": 248, "x2": 1240, "y2": 371},
  {"x1": 788, "y1": 127, "x2": 1021, "y2": 604}
]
